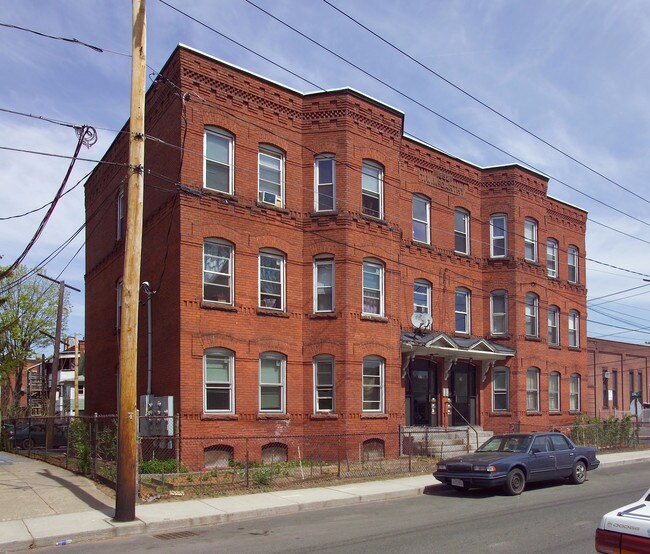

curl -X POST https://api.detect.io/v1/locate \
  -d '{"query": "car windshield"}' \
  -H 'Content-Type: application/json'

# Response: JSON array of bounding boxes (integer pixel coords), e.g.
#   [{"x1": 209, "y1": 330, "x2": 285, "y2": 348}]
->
[{"x1": 477, "y1": 435, "x2": 532, "y2": 453}]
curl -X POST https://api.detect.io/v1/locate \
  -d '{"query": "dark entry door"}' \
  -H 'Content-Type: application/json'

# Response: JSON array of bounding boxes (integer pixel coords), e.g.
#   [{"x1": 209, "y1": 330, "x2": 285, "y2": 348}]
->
[
  {"x1": 450, "y1": 362, "x2": 476, "y2": 426},
  {"x1": 407, "y1": 359, "x2": 437, "y2": 426}
]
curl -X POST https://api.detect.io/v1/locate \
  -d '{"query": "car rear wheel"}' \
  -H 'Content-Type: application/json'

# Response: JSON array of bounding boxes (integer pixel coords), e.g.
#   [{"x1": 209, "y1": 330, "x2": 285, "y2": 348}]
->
[
  {"x1": 21, "y1": 438, "x2": 34, "y2": 449},
  {"x1": 569, "y1": 461, "x2": 587, "y2": 484},
  {"x1": 504, "y1": 468, "x2": 525, "y2": 495}
]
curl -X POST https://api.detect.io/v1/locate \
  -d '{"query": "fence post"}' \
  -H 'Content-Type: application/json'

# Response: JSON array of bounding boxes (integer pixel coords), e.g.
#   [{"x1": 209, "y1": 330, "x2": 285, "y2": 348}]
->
[
  {"x1": 337, "y1": 436, "x2": 341, "y2": 479},
  {"x1": 408, "y1": 431, "x2": 412, "y2": 473},
  {"x1": 175, "y1": 414, "x2": 180, "y2": 471},
  {"x1": 65, "y1": 416, "x2": 70, "y2": 470},
  {"x1": 245, "y1": 438, "x2": 250, "y2": 488}
]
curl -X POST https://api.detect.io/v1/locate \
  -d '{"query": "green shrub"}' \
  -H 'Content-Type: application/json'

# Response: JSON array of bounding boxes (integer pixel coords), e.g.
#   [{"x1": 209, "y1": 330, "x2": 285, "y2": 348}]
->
[
  {"x1": 69, "y1": 419, "x2": 91, "y2": 475},
  {"x1": 139, "y1": 458, "x2": 186, "y2": 474}
]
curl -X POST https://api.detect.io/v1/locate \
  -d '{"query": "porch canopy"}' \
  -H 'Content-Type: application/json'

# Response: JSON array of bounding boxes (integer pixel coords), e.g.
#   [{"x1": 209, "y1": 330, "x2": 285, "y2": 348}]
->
[{"x1": 401, "y1": 331, "x2": 515, "y2": 381}]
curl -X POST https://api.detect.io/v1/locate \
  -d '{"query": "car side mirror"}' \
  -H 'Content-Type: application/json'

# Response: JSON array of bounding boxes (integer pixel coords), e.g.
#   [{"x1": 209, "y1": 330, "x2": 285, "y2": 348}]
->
[{"x1": 531, "y1": 447, "x2": 541, "y2": 454}]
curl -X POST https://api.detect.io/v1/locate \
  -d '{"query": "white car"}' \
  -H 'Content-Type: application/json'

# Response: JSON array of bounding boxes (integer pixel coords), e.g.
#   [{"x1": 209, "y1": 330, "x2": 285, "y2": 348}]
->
[{"x1": 596, "y1": 487, "x2": 650, "y2": 553}]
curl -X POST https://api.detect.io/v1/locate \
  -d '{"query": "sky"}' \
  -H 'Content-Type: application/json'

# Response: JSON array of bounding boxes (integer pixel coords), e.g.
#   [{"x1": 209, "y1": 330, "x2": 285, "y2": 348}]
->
[{"x1": 1, "y1": 0, "x2": 650, "y2": 349}]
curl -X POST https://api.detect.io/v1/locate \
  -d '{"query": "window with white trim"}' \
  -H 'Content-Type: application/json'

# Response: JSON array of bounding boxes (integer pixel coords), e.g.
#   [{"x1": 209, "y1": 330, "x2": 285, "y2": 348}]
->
[
  {"x1": 361, "y1": 160, "x2": 383, "y2": 218},
  {"x1": 490, "y1": 290, "x2": 508, "y2": 335},
  {"x1": 314, "y1": 257, "x2": 334, "y2": 312},
  {"x1": 455, "y1": 288, "x2": 470, "y2": 334},
  {"x1": 362, "y1": 259, "x2": 384, "y2": 316},
  {"x1": 548, "y1": 305, "x2": 560, "y2": 346},
  {"x1": 362, "y1": 356, "x2": 384, "y2": 412},
  {"x1": 525, "y1": 292, "x2": 539, "y2": 337},
  {"x1": 117, "y1": 188, "x2": 124, "y2": 241},
  {"x1": 547, "y1": 238, "x2": 558, "y2": 278},
  {"x1": 259, "y1": 352, "x2": 285, "y2": 412},
  {"x1": 526, "y1": 367, "x2": 540, "y2": 411},
  {"x1": 203, "y1": 239, "x2": 233, "y2": 304},
  {"x1": 413, "y1": 279, "x2": 431, "y2": 328},
  {"x1": 570, "y1": 374, "x2": 580, "y2": 411},
  {"x1": 412, "y1": 194, "x2": 430, "y2": 244},
  {"x1": 492, "y1": 367, "x2": 509, "y2": 411},
  {"x1": 524, "y1": 218, "x2": 538, "y2": 261},
  {"x1": 569, "y1": 310, "x2": 580, "y2": 347},
  {"x1": 549, "y1": 371, "x2": 560, "y2": 412},
  {"x1": 568, "y1": 245, "x2": 579, "y2": 283},
  {"x1": 204, "y1": 127, "x2": 234, "y2": 194},
  {"x1": 490, "y1": 214, "x2": 507, "y2": 258},
  {"x1": 259, "y1": 249, "x2": 285, "y2": 310},
  {"x1": 454, "y1": 208, "x2": 470, "y2": 255},
  {"x1": 314, "y1": 355, "x2": 334, "y2": 412},
  {"x1": 204, "y1": 348, "x2": 234, "y2": 413},
  {"x1": 315, "y1": 155, "x2": 335, "y2": 211},
  {"x1": 258, "y1": 146, "x2": 284, "y2": 207}
]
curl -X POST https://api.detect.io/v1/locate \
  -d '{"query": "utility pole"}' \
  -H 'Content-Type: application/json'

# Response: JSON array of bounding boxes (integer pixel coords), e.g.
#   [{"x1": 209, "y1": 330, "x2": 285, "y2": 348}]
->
[
  {"x1": 38, "y1": 274, "x2": 80, "y2": 450},
  {"x1": 115, "y1": 0, "x2": 146, "y2": 522}
]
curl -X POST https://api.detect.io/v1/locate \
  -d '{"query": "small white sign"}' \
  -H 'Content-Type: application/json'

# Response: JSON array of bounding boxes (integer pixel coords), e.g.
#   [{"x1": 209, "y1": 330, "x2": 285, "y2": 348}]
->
[
  {"x1": 630, "y1": 399, "x2": 643, "y2": 416},
  {"x1": 608, "y1": 390, "x2": 613, "y2": 401}
]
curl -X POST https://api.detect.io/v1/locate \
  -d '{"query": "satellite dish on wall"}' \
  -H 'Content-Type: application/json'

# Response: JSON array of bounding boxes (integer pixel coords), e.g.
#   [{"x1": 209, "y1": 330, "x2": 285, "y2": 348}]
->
[{"x1": 411, "y1": 312, "x2": 432, "y2": 330}]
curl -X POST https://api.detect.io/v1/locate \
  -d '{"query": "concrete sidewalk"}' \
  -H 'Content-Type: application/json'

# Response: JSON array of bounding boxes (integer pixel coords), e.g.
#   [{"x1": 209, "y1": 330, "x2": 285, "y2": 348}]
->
[{"x1": 1, "y1": 449, "x2": 649, "y2": 552}]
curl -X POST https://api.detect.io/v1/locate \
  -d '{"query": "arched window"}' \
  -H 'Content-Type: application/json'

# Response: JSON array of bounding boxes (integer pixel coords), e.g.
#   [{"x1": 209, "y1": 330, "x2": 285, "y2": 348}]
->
[
  {"x1": 259, "y1": 352, "x2": 286, "y2": 413},
  {"x1": 526, "y1": 367, "x2": 540, "y2": 412},
  {"x1": 259, "y1": 248, "x2": 285, "y2": 310},
  {"x1": 412, "y1": 194, "x2": 430, "y2": 244},
  {"x1": 204, "y1": 127, "x2": 234, "y2": 194},
  {"x1": 314, "y1": 355, "x2": 335, "y2": 412},
  {"x1": 569, "y1": 310, "x2": 580, "y2": 347},
  {"x1": 204, "y1": 445, "x2": 234, "y2": 469},
  {"x1": 362, "y1": 258, "x2": 384, "y2": 316},
  {"x1": 262, "y1": 442, "x2": 288, "y2": 463},
  {"x1": 570, "y1": 374, "x2": 581, "y2": 411},
  {"x1": 362, "y1": 438, "x2": 385, "y2": 460},
  {"x1": 204, "y1": 238, "x2": 234, "y2": 304},
  {"x1": 568, "y1": 246, "x2": 579, "y2": 283},
  {"x1": 549, "y1": 371, "x2": 561, "y2": 412},
  {"x1": 258, "y1": 145, "x2": 285, "y2": 207},
  {"x1": 490, "y1": 214, "x2": 507, "y2": 258},
  {"x1": 204, "y1": 348, "x2": 235, "y2": 413},
  {"x1": 492, "y1": 367, "x2": 509, "y2": 411},
  {"x1": 315, "y1": 154, "x2": 335, "y2": 211},
  {"x1": 547, "y1": 238, "x2": 558, "y2": 278},
  {"x1": 414, "y1": 279, "x2": 432, "y2": 327},
  {"x1": 524, "y1": 218, "x2": 538, "y2": 261},
  {"x1": 525, "y1": 293, "x2": 539, "y2": 337},
  {"x1": 361, "y1": 160, "x2": 383, "y2": 219},
  {"x1": 455, "y1": 288, "x2": 471, "y2": 334},
  {"x1": 362, "y1": 356, "x2": 384, "y2": 412},
  {"x1": 490, "y1": 290, "x2": 508, "y2": 335},
  {"x1": 454, "y1": 208, "x2": 470, "y2": 255},
  {"x1": 548, "y1": 305, "x2": 560, "y2": 346},
  {"x1": 314, "y1": 255, "x2": 334, "y2": 312}
]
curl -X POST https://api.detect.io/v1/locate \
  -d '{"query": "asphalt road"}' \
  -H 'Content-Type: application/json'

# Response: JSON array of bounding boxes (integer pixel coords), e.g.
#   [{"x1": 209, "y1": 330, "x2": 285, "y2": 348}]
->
[{"x1": 28, "y1": 462, "x2": 647, "y2": 554}]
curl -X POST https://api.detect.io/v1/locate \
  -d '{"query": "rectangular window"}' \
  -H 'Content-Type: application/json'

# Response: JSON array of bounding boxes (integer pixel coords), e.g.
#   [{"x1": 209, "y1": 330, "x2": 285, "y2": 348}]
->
[
  {"x1": 116, "y1": 189, "x2": 124, "y2": 241},
  {"x1": 570, "y1": 374, "x2": 580, "y2": 411},
  {"x1": 203, "y1": 240, "x2": 233, "y2": 304},
  {"x1": 259, "y1": 251, "x2": 285, "y2": 310},
  {"x1": 314, "y1": 258, "x2": 334, "y2": 312},
  {"x1": 490, "y1": 291, "x2": 507, "y2": 335},
  {"x1": 205, "y1": 128, "x2": 233, "y2": 193},
  {"x1": 526, "y1": 368, "x2": 540, "y2": 411},
  {"x1": 568, "y1": 310, "x2": 579, "y2": 347},
  {"x1": 362, "y1": 260, "x2": 383, "y2": 316},
  {"x1": 454, "y1": 209, "x2": 470, "y2": 254},
  {"x1": 412, "y1": 195, "x2": 430, "y2": 244},
  {"x1": 260, "y1": 354, "x2": 285, "y2": 412},
  {"x1": 204, "y1": 349, "x2": 234, "y2": 413},
  {"x1": 314, "y1": 356, "x2": 334, "y2": 412},
  {"x1": 455, "y1": 289, "x2": 470, "y2": 334},
  {"x1": 493, "y1": 367, "x2": 509, "y2": 411},
  {"x1": 315, "y1": 156, "x2": 335, "y2": 211},
  {"x1": 258, "y1": 147, "x2": 284, "y2": 207},
  {"x1": 362, "y1": 357, "x2": 384, "y2": 412},
  {"x1": 612, "y1": 370, "x2": 618, "y2": 409},
  {"x1": 525, "y1": 294, "x2": 539, "y2": 337},
  {"x1": 602, "y1": 369, "x2": 609, "y2": 408},
  {"x1": 549, "y1": 373, "x2": 560, "y2": 412},
  {"x1": 414, "y1": 280, "x2": 431, "y2": 316},
  {"x1": 524, "y1": 218, "x2": 538, "y2": 262},
  {"x1": 548, "y1": 307, "x2": 559, "y2": 346},
  {"x1": 568, "y1": 246, "x2": 579, "y2": 283},
  {"x1": 490, "y1": 214, "x2": 507, "y2": 258},
  {"x1": 547, "y1": 239, "x2": 558, "y2": 278},
  {"x1": 361, "y1": 161, "x2": 383, "y2": 218}
]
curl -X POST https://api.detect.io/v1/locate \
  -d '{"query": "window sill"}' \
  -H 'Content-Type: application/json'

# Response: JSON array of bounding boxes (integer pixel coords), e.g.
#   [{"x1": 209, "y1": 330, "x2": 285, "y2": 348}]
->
[
  {"x1": 257, "y1": 308, "x2": 290, "y2": 318},
  {"x1": 310, "y1": 210, "x2": 338, "y2": 217},
  {"x1": 568, "y1": 346, "x2": 581, "y2": 352},
  {"x1": 310, "y1": 413, "x2": 339, "y2": 420},
  {"x1": 489, "y1": 334, "x2": 512, "y2": 341},
  {"x1": 203, "y1": 188, "x2": 239, "y2": 203},
  {"x1": 411, "y1": 240, "x2": 432, "y2": 250},
  {"x1": 488, "y1": 256, "x2": 510, "y2": 262},
  {"x1": 359, "y1": 213, "x2": 387, "y2": 225},
  {"x1": 360, "y1": 314, "x2": 389, "y2": 323},
  {"x1": 255, "y1": 201, "x2": 290, "y2": 214},
  {"x1": 526, "y1": 412, "x2": 542, "y2": 416},
  {"x1": 257, "y1": 413, "x2": 289, "y2": 420},
  {"x1": 309, "y1": 312, "x2": 337, "y2": 320},
  {"x1": 549, "y1": 411, "x2": 563, "y2": 416},
  {"x1": 201, "y1": 301, "x2": 237, "y2": 312},
  {"x1": 524, "y1": 259, "x2": 540, "y2": 266},
  {"x1": 525, "y1": 336, "x2": 542, "y2": 342},
  {"x1": 360, "y1": 413, "x2": 388, "y2": 419},
  {"x1": 201, "y1": 414, "x2": 238, "y2": 421},
  {"x1": 454, "y1": 251, "x2": 471, "y2": 258},
  {"x1": 490, "y1": 412, "x2": 512, "y2": 417},
  {"x1": 548, "y1": 344, "x2": 562, "y2": 350}
]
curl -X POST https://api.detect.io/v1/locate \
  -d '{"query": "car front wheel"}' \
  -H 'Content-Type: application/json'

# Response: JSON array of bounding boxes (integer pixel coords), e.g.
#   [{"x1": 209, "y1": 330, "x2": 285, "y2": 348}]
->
[
  {"x1": 504, "y1": 468, "x2": 525, "y2": 495},
  {"x1": 569, "y1": 461, "x2": 587, "y2": 484},
  {"x1": 21, "y1": 438, "x2": 34, "y2": 449}
]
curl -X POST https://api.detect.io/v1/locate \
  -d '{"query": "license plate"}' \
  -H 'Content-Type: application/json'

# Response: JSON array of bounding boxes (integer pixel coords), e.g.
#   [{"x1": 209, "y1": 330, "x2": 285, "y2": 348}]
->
[{"x1": 451, "y1": 478, "x2": 464, "y2": 487}]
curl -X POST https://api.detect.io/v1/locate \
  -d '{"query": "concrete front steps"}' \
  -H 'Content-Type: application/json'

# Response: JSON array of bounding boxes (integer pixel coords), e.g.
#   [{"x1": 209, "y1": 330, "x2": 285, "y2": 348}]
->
[{"x1": 401, "y1": 426, "x2": 493, "y2": 459}]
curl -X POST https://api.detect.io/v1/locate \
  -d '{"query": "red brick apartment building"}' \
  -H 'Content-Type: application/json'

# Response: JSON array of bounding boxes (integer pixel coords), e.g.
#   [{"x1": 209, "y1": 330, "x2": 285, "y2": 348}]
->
[
  {"x1": 85, "y1": 45, "x2": 587, "y2": 468},
  {"x1": 587, "y1": 338, "x2": 649, "y2": 418}
]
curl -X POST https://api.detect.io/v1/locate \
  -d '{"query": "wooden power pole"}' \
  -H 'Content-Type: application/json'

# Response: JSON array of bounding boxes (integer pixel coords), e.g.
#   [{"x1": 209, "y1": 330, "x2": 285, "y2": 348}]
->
[{"x1": 115, "y1": 0, "x2": 146, "y2": 522}]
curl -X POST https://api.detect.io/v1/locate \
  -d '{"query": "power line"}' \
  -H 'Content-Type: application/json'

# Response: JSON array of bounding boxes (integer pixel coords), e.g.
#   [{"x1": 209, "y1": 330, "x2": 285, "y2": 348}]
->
[
  {"x1": 0, "y1": 22, "x2": 104, "y2": 52},
  {"x1": 320, "y1": 0, "x2": 650, "y2": 207}
]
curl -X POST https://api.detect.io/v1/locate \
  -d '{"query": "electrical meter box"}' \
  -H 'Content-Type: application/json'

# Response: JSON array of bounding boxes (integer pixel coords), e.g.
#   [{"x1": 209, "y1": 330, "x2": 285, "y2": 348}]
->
[{"x1": 139, "y1": 395, "x2": 174, "y2": 437}]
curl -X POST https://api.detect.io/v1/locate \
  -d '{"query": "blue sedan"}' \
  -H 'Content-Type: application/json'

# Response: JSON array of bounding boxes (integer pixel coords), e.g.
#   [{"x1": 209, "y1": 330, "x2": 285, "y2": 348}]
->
[{"x1": 434, "y1": 432, "x2": 600, "y2": 495}]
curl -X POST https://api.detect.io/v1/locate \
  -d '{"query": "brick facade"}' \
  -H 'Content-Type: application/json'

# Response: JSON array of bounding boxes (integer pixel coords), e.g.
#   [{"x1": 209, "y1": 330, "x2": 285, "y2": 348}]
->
[{"x1": 85, "y1": 45, "x2": 587, "y2": 468}]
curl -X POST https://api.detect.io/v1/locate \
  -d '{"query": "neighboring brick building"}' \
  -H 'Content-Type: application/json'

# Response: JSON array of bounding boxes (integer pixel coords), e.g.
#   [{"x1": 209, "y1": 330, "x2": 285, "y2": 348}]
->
[
  {"x1": 85, "y1": 45, "x2": 587, "y2": 468},
  {"x1": 586, "y1": 338, "x2": 649, "y2": 418}
]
